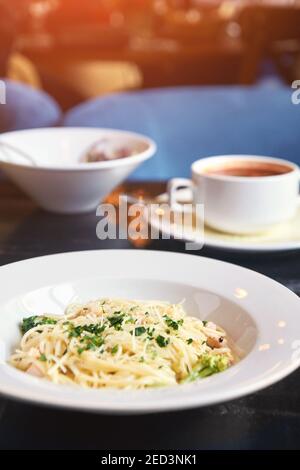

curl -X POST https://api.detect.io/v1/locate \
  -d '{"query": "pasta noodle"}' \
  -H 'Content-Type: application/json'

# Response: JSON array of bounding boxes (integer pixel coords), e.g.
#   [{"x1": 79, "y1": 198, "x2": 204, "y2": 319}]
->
[{"x1": 9, "y1": 298, "x2": 234, "y2": 389}]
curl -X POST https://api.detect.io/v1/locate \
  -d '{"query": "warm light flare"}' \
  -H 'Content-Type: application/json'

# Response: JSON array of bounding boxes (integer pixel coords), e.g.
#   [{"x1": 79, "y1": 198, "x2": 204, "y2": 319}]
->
[
  {"x1": 155, "y1": 207, "x2": 165, "y2": 216},
  {"x1": 218, "y1": 1, "x2": 237, "y2": 20},
  {"x1": 186, "y1": 9, "x2": 202, "y2": 24},
  {"x1": 234, "y1": 288, "x2": 248, "y2": 299},
  {"x1": 259, "y1": 343, "x2": 271, "y2": 351}
]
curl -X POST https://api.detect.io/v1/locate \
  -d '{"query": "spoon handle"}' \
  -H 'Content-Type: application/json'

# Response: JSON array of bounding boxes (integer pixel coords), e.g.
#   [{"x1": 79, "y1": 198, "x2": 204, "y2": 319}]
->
[{"x1": 0, "y1": 141, "x2": 36, "y2": 166}]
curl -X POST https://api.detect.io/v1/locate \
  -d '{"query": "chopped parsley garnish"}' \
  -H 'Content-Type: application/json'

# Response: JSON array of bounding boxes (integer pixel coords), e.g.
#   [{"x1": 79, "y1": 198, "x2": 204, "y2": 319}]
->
[
  {"x1": 111, "y1": 345, "x2": 118, "y2": 355},
  {"x1": 135, "y1": 326, "x2": 146, "y2": 337},
  {"x1": 68, "y1": 326, "x2": 82, "y2": 338},
  {"x1": 146, "y1": 327, "x2": 155, "y2": 338},
  {"x1": 38, "y1": 354, "x2": 47, "y2": 362},
  {"x1": 156, "y1": 335, "x2": 169, "y2": 348},
  {"x1": 108, "y1": 314, "x2": 125, "y2": 330},
  {"x1": 187, "y1": 338, "x2": 193, "y2": 345},
  {"x1": 202, "y1": 320, "x2": 208, "y2": 327},
  {"x1": 164, "y1": 315, "x2": 183, "y2": 331},
  {"x1": 68, "y1": 323, "x2": 107, "y2": 355},
  {"x1": 89, "y1": 336, "x2": 104, "y2": 348},
  {"x1": 21, "y1": 316, "x2": 57, "y2": 334},
  {"x1": 68, "y1": 323, "x2": 105, "y2": 338},
  {"x1": 85, "y1": 324, "x2": 106, "y2": 335},
  {"x1": 77, "y1": 335, "x2": 104, "y2": 354}
]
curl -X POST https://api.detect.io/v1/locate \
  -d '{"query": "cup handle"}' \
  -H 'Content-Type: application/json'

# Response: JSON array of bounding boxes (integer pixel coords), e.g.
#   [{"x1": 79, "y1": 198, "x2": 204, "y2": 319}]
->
[{"x1": 167, "y1": 178, "x2": 193, "y2": 212}]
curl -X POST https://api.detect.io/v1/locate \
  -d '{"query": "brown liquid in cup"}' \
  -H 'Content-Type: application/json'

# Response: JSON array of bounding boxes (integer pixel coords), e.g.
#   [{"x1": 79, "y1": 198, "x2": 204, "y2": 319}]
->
[{"x1": 204, "y1": 161, "x2": 292, "y2": 177}]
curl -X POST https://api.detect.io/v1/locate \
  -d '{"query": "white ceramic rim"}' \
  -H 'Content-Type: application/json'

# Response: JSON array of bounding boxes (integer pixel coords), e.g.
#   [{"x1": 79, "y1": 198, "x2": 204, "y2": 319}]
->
[
  {"x1": 149, "y1": 213, "x2": 300, "y2": 252},
  {"x1": 148, "y1": 190, "x2": 300, "y2": 252},
  {"x1": 0, "y1": 127, "x2": 156, "y2": 172},
  {"x1": 192, "y1": 155, "x2": 300, "y2": 182},
  {"x1": 0, "y1": 249, "x2": 299, "y2": 414}
]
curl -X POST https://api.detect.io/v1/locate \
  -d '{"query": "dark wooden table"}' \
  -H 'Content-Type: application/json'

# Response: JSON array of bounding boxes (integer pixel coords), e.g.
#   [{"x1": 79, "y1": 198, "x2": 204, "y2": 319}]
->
[{"x1": 0, "y1": 181, "x2": 300, "y2": 450}]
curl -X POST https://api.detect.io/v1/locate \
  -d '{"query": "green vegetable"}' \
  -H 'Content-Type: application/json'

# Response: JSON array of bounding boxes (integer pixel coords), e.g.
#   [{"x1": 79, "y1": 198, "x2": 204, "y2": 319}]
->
[
  {"x1": 156, "y1": 335, "x2": 169, "y2": 348},
  {"x1": 68, "y1": 323, "x2": 105, "y2": 338},
  {"x1": 187, "y1": 338, "x2": 193, "y2": 345},
  {"x1": 68, "y1": 326, "x2": 82, "y2": 338},
  {"x1": 164, "y1": 315, "x2": 183, "y2": 331},
  {"x1": 38, "y1": 354, "x2": 47, "y2": 362},
  {"x1": 202, "y1": 320, "x2": 208, "y2": 327},
  {"x1": 84, "y1": 336, "x2": 104, "y2": 350},
  {"x1": 135, "y1": 326, "x2": 146, "y2": 337},
  {"x1": 77, "y1": 335, "x2": 104, "y2": 354},
  {"x1": 146, "y1": 327, "x2": 155, "y2": 338},
  {"x1": 108, "y1": 314, "x2": 124, "y2": 330},
  {"x1": 111, "y1": 345, "x2": 118, "y2": 355},
  {"x1": 68, "y1": 322, "x2": 106, "y2": 354},
  {"x1": 21, "y1": 316, "x2": 57, "y2": 334},
  {"x1": 182, "y1": 354, "x2": 230, "y2": 383}
]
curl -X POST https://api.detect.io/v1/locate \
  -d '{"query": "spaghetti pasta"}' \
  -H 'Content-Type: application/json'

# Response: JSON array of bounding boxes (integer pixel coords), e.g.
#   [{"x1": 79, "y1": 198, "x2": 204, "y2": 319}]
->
[{"x1": 10, "y1": 298, "x2": 234, "y2": 389}]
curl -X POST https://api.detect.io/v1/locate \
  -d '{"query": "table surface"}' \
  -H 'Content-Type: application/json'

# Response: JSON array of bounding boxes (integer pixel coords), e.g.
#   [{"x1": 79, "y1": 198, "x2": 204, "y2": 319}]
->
[{"x1": 0, "y1": 180, "x2": 300, "y2": 450}]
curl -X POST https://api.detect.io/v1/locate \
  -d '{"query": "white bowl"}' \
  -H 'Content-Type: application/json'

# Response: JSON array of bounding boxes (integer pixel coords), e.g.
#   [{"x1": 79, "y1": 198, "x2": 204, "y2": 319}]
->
[
  {"x1": 0, "y1": 249, "x2": 299, "y2": 414},
  {"x1": 0, "y1": 128, "x2": 156, "y2": 213}
]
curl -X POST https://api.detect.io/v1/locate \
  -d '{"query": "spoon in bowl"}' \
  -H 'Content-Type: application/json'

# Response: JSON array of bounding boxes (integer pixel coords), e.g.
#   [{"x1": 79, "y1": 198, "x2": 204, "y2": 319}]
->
[{"x1": 0, "y1": 141, "x2": 37, "y2": 166}]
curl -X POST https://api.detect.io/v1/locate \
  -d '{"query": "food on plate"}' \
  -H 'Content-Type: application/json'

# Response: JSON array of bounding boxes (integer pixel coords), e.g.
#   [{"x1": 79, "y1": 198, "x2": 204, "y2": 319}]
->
[{"x1": 10, "y1": 298, "x2": 235, "y2": 389}]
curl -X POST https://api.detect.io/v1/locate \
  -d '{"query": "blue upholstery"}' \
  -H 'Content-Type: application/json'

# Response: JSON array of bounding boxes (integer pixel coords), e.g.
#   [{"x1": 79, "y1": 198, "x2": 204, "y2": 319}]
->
[
  {"x1": 0, "y1": 79, "x2": 61, "y2": 133},
  {"x1": 64, "y1": 86, "x2": 300, "y2": 180}
]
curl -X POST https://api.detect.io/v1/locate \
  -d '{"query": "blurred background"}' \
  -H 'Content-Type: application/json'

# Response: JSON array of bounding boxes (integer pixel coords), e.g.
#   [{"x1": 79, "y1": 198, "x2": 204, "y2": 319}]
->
[{"x1": 1, "y1": 0, "x2": 300, "y2": 110}]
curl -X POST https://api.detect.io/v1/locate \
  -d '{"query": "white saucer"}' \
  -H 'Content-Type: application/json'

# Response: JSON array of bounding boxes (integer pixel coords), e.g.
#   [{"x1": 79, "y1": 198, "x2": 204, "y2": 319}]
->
[{"x1": 147, "y1": 189, "x2": 300, "y2": 252}]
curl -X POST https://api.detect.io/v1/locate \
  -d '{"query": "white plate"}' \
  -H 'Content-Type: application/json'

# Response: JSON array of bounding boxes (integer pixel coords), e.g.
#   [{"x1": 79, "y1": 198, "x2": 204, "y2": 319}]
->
[
  {"x1": 148, "y1": 189, "x2": 300, "y2": 252},
  {"x1": 0, "y1": 250, "x2": 299, "y2": 414}
]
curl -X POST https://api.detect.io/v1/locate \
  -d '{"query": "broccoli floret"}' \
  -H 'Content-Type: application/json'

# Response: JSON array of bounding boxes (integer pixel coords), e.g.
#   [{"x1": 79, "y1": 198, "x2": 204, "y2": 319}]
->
[
  {"x1": 200, "y1": 354, "x2": 230, "y2": 373},
  {"x1": 182, "y1": 354, "x2": 230, "y2": 383}
]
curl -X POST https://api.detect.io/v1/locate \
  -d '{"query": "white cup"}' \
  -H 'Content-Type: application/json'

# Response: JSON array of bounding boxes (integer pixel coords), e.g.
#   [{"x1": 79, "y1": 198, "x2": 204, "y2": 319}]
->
[{"x1": 168, "y1": 155, "x2": 300, "y2": 234}]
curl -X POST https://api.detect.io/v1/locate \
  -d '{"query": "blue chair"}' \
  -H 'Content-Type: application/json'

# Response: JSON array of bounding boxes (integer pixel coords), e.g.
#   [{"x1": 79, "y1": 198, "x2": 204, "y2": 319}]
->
[
  {"x1": 64, "y1": 86, "x2": 300, "y2": 180},
  {"x1": 0, "y1": 79, "x2": 61, "y2": 133}
]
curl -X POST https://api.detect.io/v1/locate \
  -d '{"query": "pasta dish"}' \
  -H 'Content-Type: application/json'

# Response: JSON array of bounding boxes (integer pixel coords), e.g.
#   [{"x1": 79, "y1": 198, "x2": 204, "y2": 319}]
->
[{"x1": 10, "y1": 298, "x2": 234, "y2": 389}]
